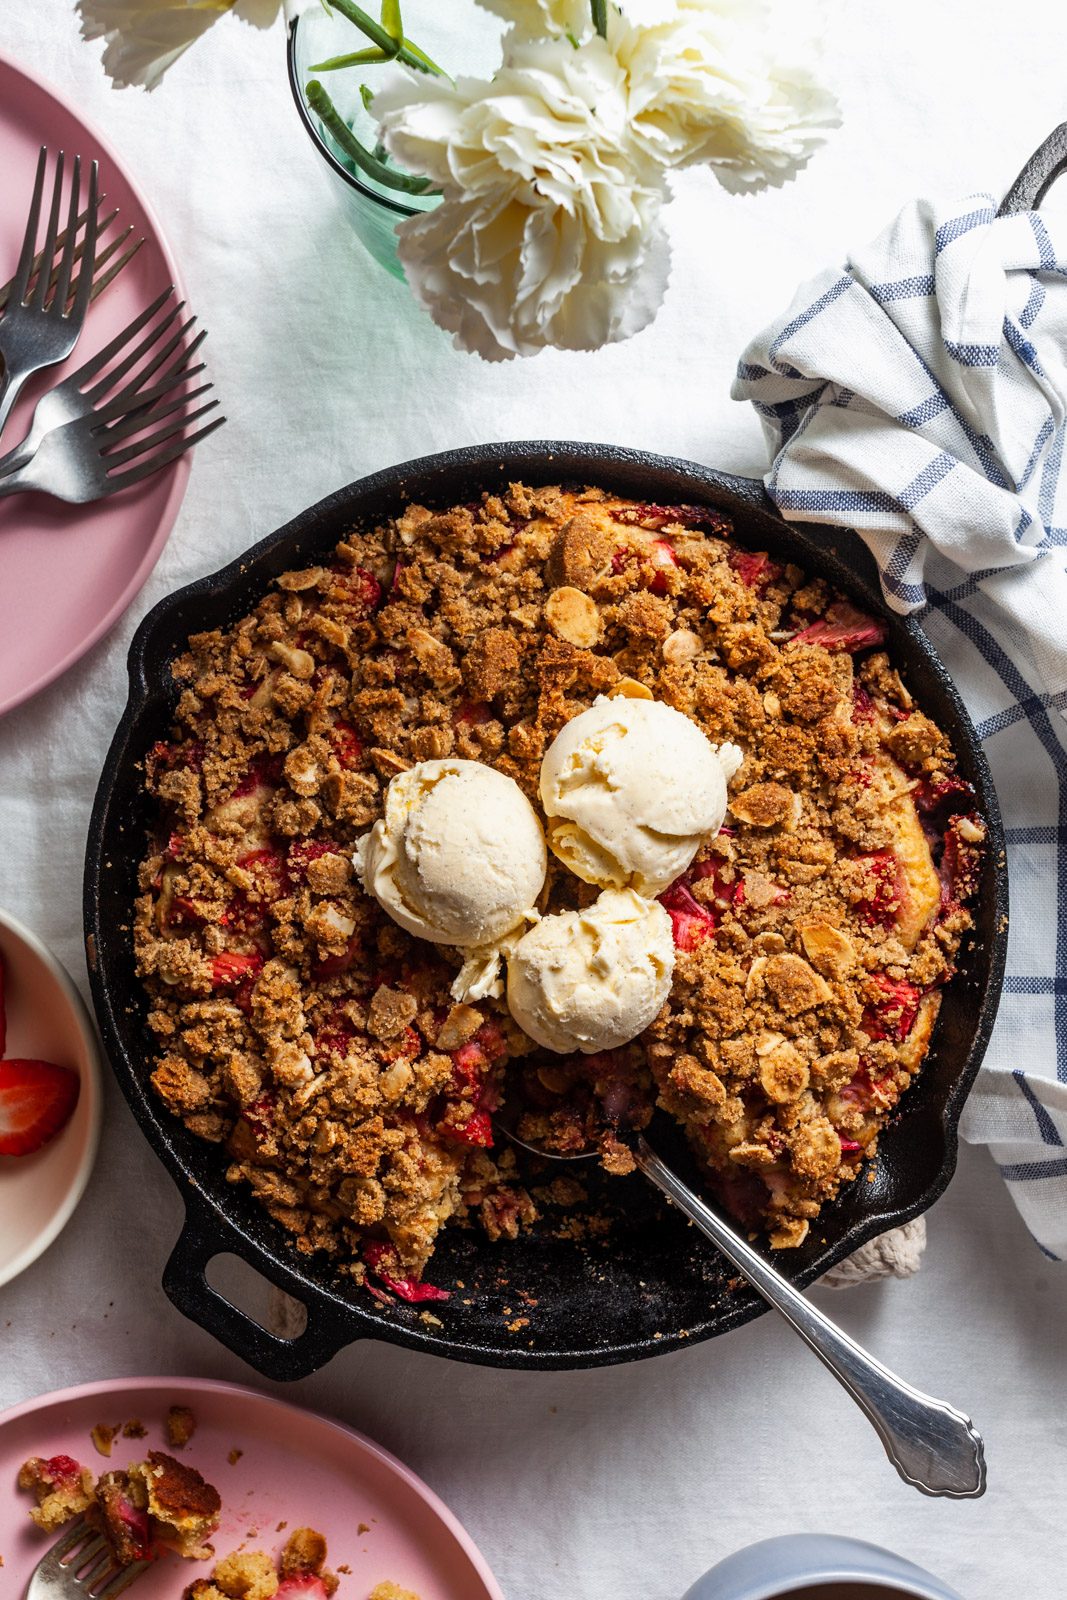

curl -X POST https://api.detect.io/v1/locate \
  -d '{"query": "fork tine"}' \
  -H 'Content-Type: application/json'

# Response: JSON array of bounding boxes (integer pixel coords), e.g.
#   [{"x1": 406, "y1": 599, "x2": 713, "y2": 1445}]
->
[
  {"x1": 79, "y1": 1548, "x2": 115, "y2": 1588},
  {"x1": 95, "y1": 1558, "x2": 153, "y2": 1598},
  {"x1": 83, "y1": 304, "x2": 188, "y2": 402},
  {"x1": 89, "y1": 235, "x2": 144, "y2": 304},
  {"x1": 0, "y1": 201, "x2": 113, "y2": 313},
  {"x1": 69, "y1": 160, "x2": 99, "y2": 323},
  {"x1": 101, "y1": 397, "x2": 220, "y2": 466},
  {"x1": 9, "y1": 145, "x2": 47, "y2": 306},
  {"x1": 29, "y1": 149, "x2": 64, "y2": 310},
  {"x1": 128, "y1": 324, "x2": 206, "y2": 396},
  {"x1": 104, "y1": 412, "x2": 226, "y2": 490},
  {"x1": 50, "y1": 1517, "x2": 98, "y2": 1559},
  {"x1": 90, "y1": 350, "x2": 200, "y2": 423},
  {"x1": 68, "y1": 285, "x2": 176, "y2": 388},
  {"x1": 102, "y1": 381, "x2": 215, "y2": 445},
  {"x1": 51, "y1": 153, "x2": 82, "y2": 312}
]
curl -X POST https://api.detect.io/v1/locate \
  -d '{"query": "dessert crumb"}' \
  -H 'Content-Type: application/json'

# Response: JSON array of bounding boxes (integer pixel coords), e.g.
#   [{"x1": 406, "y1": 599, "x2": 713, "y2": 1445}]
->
[
  {"x1": 228, "y1": 1450, "x2": 243, "y2": 1466},
  {"x1": 90, "y1": 1424, "x2": 118, "y2": 1458},
  {"x1": 166, "y1": 1404, "x2": 198, "y2": 1448}
]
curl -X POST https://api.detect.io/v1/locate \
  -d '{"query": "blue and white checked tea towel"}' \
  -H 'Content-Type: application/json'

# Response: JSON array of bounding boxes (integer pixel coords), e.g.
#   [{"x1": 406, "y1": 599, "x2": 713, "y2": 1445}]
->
[{"x1": 733, "y1": 192, "x2": 1067, "y2": 1260}]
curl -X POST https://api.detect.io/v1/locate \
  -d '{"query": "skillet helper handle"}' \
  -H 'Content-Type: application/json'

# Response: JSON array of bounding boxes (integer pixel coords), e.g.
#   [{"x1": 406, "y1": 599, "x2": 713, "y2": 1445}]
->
[
  {"x1": 999, "y1": 121, "x2": 1067, "y2": 216},
  {"x1": 633, "y1": 1136, "x2": 987, "y2": 1499},
  {"x1": 163, "y1": 1194, "x2": 356, "y2": 1381}
]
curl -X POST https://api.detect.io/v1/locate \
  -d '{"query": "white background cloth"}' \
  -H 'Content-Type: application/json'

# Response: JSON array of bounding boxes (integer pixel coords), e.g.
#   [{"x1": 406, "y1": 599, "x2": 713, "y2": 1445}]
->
[{"x1": 2, "y1": 4, "x2": 1067, "y2": 1597}]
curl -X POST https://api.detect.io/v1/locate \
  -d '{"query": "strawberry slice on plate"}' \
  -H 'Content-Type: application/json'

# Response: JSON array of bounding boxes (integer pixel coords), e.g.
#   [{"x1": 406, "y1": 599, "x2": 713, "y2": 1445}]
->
[
  {"x1": 276, "y1": 1578, "x2": 330, "y2": 1599},
  {"x1": 0, "y1": 1059, "x2": 80, "y2": 1156}
]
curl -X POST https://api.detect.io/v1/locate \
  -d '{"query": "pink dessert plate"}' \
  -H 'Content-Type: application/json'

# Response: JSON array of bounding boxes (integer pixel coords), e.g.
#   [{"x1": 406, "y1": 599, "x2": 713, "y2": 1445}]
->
[
  {"x1": 0, "y1": 906, "x2": 102, "y2": 1289},
  {"x1": 0, "y1": 1377, "x2": 505, "y2": 1599},
  {"x1": 0, "y1": 50, "x2": 192, "y2": 720}
]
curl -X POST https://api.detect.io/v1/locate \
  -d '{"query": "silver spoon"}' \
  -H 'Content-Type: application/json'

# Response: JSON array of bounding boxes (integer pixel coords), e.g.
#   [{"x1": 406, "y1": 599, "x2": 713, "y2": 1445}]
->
[{"x1": 498, "y1": 1099, "x2": 986, "y2": 1498}]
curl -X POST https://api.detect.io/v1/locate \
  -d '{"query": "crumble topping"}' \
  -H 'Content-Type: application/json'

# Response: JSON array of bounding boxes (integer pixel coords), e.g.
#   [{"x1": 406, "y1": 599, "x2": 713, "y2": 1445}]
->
[{"x1": 134, "y1": 485, "x2": 983, "y2": 1282}]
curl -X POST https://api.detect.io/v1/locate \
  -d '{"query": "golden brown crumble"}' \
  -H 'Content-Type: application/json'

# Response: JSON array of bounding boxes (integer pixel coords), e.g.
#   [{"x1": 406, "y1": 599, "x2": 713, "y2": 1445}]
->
[{"x1": 135, "y1": 485, "x2": 983, "y2": 1284}]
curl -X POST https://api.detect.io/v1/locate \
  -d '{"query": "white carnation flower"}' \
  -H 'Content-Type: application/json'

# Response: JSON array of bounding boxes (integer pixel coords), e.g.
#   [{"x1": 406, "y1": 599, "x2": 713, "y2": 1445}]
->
[
  {"x1": 76, "y1": 0, "x2": 312, "y2": 90},
  {"x1": 474, "y1": 0, "x2": 598, "y2": 43},
  {"x1": 614, "y1": 0, "x2": 840, "y2": 190},
  {"x1": 374, "y1": 37, "x2": 670, "y2": 361}
]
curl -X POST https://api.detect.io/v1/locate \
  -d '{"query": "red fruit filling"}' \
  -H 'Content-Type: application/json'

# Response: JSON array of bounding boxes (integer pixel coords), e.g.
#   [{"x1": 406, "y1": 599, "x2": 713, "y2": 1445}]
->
[
  {"x1": 330, "y1": 563, "x2": 382, "y2": 615},
  {"x1": 658, "y1": 873, "x2": 718, "y2": 950},
  {"x1": 42, "y1": 1455, "x2": 84, "y2": 1487},
  {"x1": 791, "y1": 601, "x2": 888, "y2": 653},
  {"x1": 728, "y1": 549, "x2": 784, "y2": 594},
  {"x1": 286, "y1": 839, "x2": 339, "y2": 882},
  {"x1": 363, "y1": 1241, "x2": 450, "y2": 1302},
  {"x1": 275, "y1": 1580, "x2": 330, "y2": 1600},
  {"x1": 329, "y1": 720, "x2": 362, "y2": 767},
  {"x1": 854, "y1": 851, "x2": 903, "y2": 929},
  {"x1": 310, "y1": 934, "x2": 361, "y2": 981},
  {"x1": 862, "y1": 974, "x2": 921, "y2": 1042},
  {"x1": 0, "y1": 1059, "x2": 81, "y2": 1157},
  {"x1": 207, "y1": 952, "x2": 263, "y2": 989},
  {"x1": 938, "y1": 813, "x2": 984, "y2": 910},
  {"x1": 453, "y1": 699, "x2": 493, "y2": 728}
]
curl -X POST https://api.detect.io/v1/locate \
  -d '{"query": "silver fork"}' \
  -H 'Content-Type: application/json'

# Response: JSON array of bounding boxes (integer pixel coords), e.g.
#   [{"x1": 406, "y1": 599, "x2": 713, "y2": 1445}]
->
[
  {"x1": 0, "y1": 306, "x2": 225, "y2": 504},
  {"x1": 25, "y1": 1518, "x2": 150, "y2": 1599},
  {"x1": 0, "y1": 147, "x2": 99, "y2": 442},
  {"x1": 0, "y1": 286, "x2": 206, "y2": 478},
  {"x1": 0, "y1": 202, "x2": 143, "y2": 316}
]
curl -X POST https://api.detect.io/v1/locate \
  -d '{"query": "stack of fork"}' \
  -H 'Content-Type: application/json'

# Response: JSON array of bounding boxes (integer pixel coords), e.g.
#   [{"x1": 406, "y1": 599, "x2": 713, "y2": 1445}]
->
[{"x1": 0, "y1": 146, "x2": 224, "y2": 505}]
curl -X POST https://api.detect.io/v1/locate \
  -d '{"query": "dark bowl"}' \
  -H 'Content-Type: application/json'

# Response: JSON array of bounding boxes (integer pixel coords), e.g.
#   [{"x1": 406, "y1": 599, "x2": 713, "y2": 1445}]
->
[{"x1": 83, "y1": 442, "x2": 1008, "y2": 1381}]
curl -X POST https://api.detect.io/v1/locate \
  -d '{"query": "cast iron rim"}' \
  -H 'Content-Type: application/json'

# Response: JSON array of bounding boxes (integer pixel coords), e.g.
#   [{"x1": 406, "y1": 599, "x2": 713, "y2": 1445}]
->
[{"x1": 83, "y1": 441, "x2": 1008, "y2": 1377}]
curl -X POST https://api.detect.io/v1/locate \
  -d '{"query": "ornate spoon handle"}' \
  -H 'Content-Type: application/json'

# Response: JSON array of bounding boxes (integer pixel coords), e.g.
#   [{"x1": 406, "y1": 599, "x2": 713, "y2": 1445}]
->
[{"x1": 634, "y1": 1136, "x2": 986, "y2": 1498}]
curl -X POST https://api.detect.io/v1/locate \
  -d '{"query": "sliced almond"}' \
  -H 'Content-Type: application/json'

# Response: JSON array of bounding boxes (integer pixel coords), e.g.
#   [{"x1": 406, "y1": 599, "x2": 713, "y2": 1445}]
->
[
  {"x1": 544, "y1": 586, "x2": 601, "y2": 647},
  {"x1": 730, "y1": 781, "x2": 802, "y2": 831},
  {"x1": 758, "y1": 1041, "x2": 809, "y2": 1103},
  {"x1": 763, "y1": 953, "x2": 832, "y2": 1015},
  {"x1": 369, "y1": 747, "x2": 412, "y2": 779},
  {"x1": 268, "y1": 640, "x2": 315, "y2": 679},
  {"x1": 607, "y1": 676, "x2": 653, "y2": 700},
  {"x1": 662, "y1": 629, "x2": 702, "y2": 666},
  {"x1": 436, "y1": 1003, "x2": 484, "y2": 1052},
  {"x1": 800, "y1": 921, "x2": 856, "y2": 980},
  {"x1": 277, "y1": 566, "x2": 325, "y2": 592}
]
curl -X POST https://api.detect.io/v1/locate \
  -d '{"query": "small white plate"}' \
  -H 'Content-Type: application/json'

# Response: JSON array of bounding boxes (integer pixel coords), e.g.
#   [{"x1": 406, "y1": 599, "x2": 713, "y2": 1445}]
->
[{"x1": 0, "y1": 907, "x2": 102, "y2": 1287}]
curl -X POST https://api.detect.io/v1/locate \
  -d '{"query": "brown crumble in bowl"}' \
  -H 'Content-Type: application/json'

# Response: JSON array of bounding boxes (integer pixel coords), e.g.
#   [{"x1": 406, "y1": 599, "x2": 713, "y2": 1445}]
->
[{"x1": 133, "y1": 484, "x2": 984, "y2": 1288}]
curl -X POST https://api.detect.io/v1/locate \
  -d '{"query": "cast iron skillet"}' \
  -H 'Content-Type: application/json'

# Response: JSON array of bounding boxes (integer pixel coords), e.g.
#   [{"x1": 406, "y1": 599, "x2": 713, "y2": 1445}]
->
[{"x1": 83, "y1": 442, "x2": 1008, "y2": 1381}]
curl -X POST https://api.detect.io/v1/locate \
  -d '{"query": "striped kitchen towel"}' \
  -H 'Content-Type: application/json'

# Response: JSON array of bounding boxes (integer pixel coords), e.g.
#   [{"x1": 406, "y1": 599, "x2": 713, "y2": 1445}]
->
[{"x1": 732, "y1": 191, "x2": 1067, "y2": 1260}]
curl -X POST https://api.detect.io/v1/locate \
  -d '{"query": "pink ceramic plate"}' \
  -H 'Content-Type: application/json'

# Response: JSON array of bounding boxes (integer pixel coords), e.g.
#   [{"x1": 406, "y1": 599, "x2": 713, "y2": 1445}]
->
[
  {"x1": 0, "y1": 1378, "x2": 504, "y2": 1599},
  {"x1": 0, "y1": 51, "x2": 192, "y2": 719}
]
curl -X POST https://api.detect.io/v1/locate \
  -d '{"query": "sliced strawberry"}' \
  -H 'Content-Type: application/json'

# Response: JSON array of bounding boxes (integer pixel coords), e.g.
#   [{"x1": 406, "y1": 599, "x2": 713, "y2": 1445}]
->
[
  {"x1": 938, "y1": 812, "x2": 984, "y2": 909},
  {"x1": 207, "y1": 951, "x2": 263, "y2": 990},
  {"x1": 851, "y1": 683, "x2": 876, "y2": 723},
  {"x1": 40, "y1": 1454, "x2": 85, "y2": 1487},
  {"x1": 363, "y1": 1241, "x2": 450, "y2": 1302},
  {"x1": 862, "y1": 974, "x2": 921, "y2": 1042},
  {"x1": 657, "y1": 874, "x2": 717, "y2": 950},
  {"x1": 117, "y1": 1494, "x2": 153, "y2": 1560},
  {"x1": 838, "y1": 1136, "x2": 863, "y2": 1152},
  {"x1": 791, "y1": 601, "x2": 887, "y2": 653},
  {"x1": 728, "y1": 549, "x2": 783, "y2": 594},
  {"x1": 231, "y1": 752, "x2": 283, "y2": 799},
  {"x1": 275, "y1": 1581, "x2": 330, "y2": 1600},
  {"x1": 439, "y1": 1105, "x2": 495, "y2": 1146},
  {"x1": 0, "y1": 1059, "x2": 80, "y2": 1157}
]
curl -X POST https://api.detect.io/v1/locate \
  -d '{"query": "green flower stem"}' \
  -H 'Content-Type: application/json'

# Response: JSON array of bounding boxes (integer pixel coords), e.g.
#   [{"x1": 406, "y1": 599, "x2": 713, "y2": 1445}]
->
[
  {"x1": 310, "y1": 48, "x2": 391, "y2": 70},
  {"x1": 326, "y1": 0, "x2": 442, "y2": 74},
  {"x1": 591, "y1": 0, "x2": 608, "y2": 38},
  {"x1": 305, "y1": 79, "x2": 440, "y2": 194}
]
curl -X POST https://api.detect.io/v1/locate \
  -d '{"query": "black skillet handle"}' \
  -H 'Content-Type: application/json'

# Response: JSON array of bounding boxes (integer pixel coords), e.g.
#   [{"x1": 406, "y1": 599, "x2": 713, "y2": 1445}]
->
[
  {"x1": 162, "y1": 1192, "x2": 357, "y2": 1381},
  {"x1": 999, "y1": 122, "x2": 1067, "y2": 216}
]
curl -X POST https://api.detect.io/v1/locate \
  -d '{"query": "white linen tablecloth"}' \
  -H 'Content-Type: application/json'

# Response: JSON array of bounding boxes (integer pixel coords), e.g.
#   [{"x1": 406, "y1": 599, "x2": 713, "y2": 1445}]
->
[{"x1": 2, "y1": 4, "x2": 1066, "y2": 1597}]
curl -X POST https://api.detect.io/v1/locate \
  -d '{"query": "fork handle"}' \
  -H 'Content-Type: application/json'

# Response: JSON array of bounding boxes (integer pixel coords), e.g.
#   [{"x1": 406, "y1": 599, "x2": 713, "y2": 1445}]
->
[{"x1": 633, "y1": 1136, "x2": 986, "y2": 1499}]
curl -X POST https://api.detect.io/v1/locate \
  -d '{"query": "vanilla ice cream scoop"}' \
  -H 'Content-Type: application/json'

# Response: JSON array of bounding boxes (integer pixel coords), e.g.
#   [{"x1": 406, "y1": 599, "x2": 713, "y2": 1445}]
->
[
  {"x1": 539, "y1": 695, "x2": 743, "y2": 896},
  {"x1": 507, "y1": 888, "x2": 675, "y2": 1054},
  {"x1": 354, "y1": 759, "x2": 547, "y2": 948}
]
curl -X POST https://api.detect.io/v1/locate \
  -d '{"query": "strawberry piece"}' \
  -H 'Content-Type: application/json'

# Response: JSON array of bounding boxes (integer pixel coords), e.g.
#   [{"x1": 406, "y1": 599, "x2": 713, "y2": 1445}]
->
[
  {"x1": 791, "y1": 601, "x2": 888, "y2": 653},
  {"x1": 244, "y1": 1095, "x2": 275, "y2": 1139},
  {"x1": 381, "y1": 1025, "x2": 421, "y2": 1065},
  {"x1": 41, "y1": 1454, "x2": 84, "y2": 1487},
  {"x1": 647, "y1": 538, "x2": 680, "y2": 594},
  {"x1": 862, "y1": 974, "x2": 921, "y2": 1042},
  {"x1": 329, "y1": 563, "x2": 383, "y2": 616},
  {"x1": 329, "y1": 720, "x2": 362, "y2": 767},
  {"x1": 440, "y1": 1105, "x2": 495, "y2": 1146},
  {"x1": 914, "y1": 771, "x2": 973, "y2": 816},
  {"x1": 207, "y1": 951, "x2": 263, "y2": 990},
  {"x1": 838, "y1": 1136, "x2": 863, "y2": 1152},
  {"x1": 851, "y1": 683, "x2": 876, "y2": 723},
  {"x1": 0, "y1": 951, "x2": 5, "y2": 1056},
  {"x1": 231, "y1": 752, "x2": 283, "y2": 799},
  {"x1": 728, "y1": 549, "x2": 784, "y2": 594},
  {"x1": 117, "y1": 1494, "x2": 153, "y2": 1560},
  {"x1": 625, "y1": 502, "x2": 732, "y2": 532},
  {"x1": 363, "y1": 1242, "x2": 451, "y2": 1302},
  {"x1": 275, "y1": 1581, "x2": 330, "y2": 1600},
  {"x1": 854, "y1": 851, "x2": 902, "y2": 929},
  {"x1": 453, "y1": 699, "x2": 493, "y2": 728},
  {"x1": 238, "y1": 847, "x2": 290, "y2": 904},
  {"x1": 287, "y1": 839, "x2": 339, "y2": 883},
  {"x1": 311, "y1": 933, "x2": 360, "y2": 981},
  {"x1": 657, "y1": 874, "x2": 717, "y2": 950},
  {"x1": 938, "y1": 812, "x2": 984, "y2": 910},
  {"x1": 0, "y1": 1059, "x2": 80, "y2": 1157}
]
